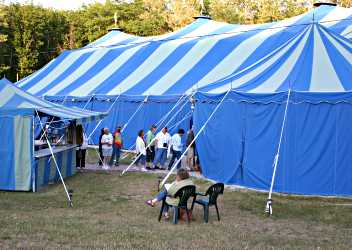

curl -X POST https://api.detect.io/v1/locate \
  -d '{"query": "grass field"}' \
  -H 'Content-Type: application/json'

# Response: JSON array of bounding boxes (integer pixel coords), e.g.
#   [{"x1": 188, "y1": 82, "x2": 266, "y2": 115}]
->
[{"x1": 1, "y1": 172, "x2": 352, "y2": 249}]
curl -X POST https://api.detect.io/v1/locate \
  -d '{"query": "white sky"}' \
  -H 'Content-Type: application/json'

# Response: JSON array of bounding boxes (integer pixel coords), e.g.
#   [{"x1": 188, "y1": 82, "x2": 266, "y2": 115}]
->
[{"x1": 3, "y1": 0, "x2": 107, "y2": 10}]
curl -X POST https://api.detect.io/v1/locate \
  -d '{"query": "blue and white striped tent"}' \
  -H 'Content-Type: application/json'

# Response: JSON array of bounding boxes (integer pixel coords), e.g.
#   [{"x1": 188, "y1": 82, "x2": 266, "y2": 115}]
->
[
  {"x1": 0, "y1": 79, "x2": 106, "y2": 191},
  {"x1": 17, "y1": 4, "x2": 352, "y2": 96},
  {"x1": 15, "y1": 4, "x2": 352, "y2": 146},
  {"x1": 14, "y1": 4, "x2": 352, "y2": 196}
]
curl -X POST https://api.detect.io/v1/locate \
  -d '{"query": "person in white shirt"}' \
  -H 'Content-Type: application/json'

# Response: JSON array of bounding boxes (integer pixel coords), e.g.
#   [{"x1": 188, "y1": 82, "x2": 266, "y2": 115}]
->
[
  {"x1": 167, "y1": 129, "x2": 185, "y2": 170},
  {"x1": 101, "y1": 128, "x2": 113, "y2": 169},
  {"x1": 135, "y1": 130, "x2": 147, "y2": 170},
  {"x1": 153, "y1": 127, "x2": 171, "y2": 170}
]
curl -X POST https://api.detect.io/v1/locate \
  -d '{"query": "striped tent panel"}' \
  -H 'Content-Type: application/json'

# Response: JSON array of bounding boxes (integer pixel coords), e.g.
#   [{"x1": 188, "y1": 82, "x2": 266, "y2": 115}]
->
[{"x1": 17, "y1": 5, "x2": 352, "y2": 97}]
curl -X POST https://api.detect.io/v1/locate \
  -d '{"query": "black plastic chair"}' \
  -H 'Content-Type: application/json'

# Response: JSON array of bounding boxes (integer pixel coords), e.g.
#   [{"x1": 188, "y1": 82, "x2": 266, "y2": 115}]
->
[
  {"x1": 158, "y1": 185, "x2": 196, "y2": 224},
  {"x1": 191, "y1": 183, "x2": 224, "y2": 223}
]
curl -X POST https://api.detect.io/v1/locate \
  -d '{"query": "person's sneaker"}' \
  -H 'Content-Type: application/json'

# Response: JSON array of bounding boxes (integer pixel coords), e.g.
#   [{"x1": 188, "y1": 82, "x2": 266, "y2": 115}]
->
[
  {"x1": 115, "y1": 163, "x2": 119, "y2": 167},
  {"x1": 146, "y1": 166, "x2": 151, "y2": 170},
  {"x1": 141, "y1": 167, "x2": 148, "y2": 172},
  {"x1": 154, "y1": 166, "x2": 160, "y2": 170}
]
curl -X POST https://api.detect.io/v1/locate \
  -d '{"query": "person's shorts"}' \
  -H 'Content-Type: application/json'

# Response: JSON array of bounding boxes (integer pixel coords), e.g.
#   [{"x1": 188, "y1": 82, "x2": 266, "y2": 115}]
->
[{"x1": 102, "y1": 147, "x2": 113, "y2": 157}]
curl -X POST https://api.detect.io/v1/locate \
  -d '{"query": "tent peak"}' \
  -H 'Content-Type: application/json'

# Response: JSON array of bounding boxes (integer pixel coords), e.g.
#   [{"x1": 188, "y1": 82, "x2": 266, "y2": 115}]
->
[
  {"x1": 108, "y1": 27, "x2": 123, "y2": 32},
  {"x1": 313, "y1": 1, "x2": 337, "y2": 7},
  {"x1": 193, "y1": 15, "x2": 212, "y2": 20}
]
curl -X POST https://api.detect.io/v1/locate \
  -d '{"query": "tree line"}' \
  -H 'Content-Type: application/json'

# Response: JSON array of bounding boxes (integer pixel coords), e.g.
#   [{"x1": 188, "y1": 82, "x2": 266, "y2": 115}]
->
[{"x1": 0, "y1": 0, "x2": 351, "y2": 82}]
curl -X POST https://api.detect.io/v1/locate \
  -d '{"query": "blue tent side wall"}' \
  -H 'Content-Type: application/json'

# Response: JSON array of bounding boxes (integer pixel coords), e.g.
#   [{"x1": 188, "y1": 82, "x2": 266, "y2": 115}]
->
[
  {"x1": 194, "y1": 91, "x2": 352, "y2": 197},
  {"x1": 45, "y1": 95, "x2": 193, "y2": 148},
  {"x1": 0, "y1": 112, "x2": 33, "y2": 191}
]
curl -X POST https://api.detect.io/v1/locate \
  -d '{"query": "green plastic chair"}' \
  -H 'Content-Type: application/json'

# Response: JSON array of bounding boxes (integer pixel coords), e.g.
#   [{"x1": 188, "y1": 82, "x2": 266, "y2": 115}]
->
[
  {"x1": 191, "y1": 183, "x2": 224, "y2": 223},
  {"x1": 158, "y1": 185, "x2": 196, "y2": 224}
]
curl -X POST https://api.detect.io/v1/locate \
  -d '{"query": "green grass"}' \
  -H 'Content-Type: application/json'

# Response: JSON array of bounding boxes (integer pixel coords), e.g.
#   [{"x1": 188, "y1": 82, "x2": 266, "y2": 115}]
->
[{"x1": 1, "y1": 172, "x2": 352, "y2": 249}]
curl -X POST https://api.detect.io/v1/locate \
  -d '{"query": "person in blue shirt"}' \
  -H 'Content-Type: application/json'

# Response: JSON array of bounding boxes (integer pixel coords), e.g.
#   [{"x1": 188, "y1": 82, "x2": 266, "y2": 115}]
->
[{"x1": 167, "y1": 129, "x2": 185, "y2": 170}]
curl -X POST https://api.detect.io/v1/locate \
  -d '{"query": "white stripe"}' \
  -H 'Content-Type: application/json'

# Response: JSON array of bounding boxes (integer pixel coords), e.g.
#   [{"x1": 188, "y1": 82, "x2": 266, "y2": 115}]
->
[
  {"x1": 181, "y1": 20, "x2": 232, "y2": 38},
  {"x1": 321, "y1": 29, "x2": 352, "y2": 65},
  {"x1": 320, "y1": 7, "x2": 352, "y2": 27},
  {"x1": 26, "y1": 48, "x2": 96, "y2": 95},
  {"x1": 249, "y1": 28, "x2": 311, "y2": 93},
  {"x1": 70, "y1": 45, "x2": 144, "y2": 96},
  {"x1": 197, "y1": 14, "x2": 304, "y2": 89},
  {"x1": 98, "y1": 32, "x2": 137, "y2": 47},
  {"x1": 17, "y1": 58, "x2": 56, "y2": 87},
  {"x1": 0, "y1": 86, "x2": 16, "y2": 107},
  {"x1": 143, "y1": 38, "x2": 223, "y2": 95},
  {"x1": 45, "y1": 49, "x2": 109, "y2": 95},
  {"x1": 341, "y1": 25, "x2": 352, "y2": 38},
  {"x1": 310, "y1": 25, "x2": 344, "y2": 92},
  {"x1": 108, "y1": 38, "x2": 195, "y2": 95},
  {"x1": 209, "y1": 27, "x2": 310, "y2": 93}
]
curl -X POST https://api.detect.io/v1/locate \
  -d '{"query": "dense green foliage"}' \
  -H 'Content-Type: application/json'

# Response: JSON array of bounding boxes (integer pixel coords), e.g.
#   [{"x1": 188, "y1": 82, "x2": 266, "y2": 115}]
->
[{"x1": 0, "y1": 0, "x2": 350, "y2": 81}]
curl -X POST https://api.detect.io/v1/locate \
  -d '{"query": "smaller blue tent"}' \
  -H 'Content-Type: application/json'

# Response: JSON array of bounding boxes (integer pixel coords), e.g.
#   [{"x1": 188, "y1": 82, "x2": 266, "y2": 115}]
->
[{"x1": 0, "y1": 79, "x2": 106, "y2": 191}]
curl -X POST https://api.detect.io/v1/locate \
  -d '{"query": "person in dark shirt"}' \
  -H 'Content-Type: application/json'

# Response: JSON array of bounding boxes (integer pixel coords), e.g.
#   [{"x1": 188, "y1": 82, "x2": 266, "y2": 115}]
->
[{"x1": 98, "y1": 128, "x2": 105, "y2": 166}]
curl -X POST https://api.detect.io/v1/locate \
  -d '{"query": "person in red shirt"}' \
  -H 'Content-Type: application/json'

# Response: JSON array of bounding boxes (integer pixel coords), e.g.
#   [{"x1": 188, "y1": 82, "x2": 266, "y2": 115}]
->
[{"x1": 110, "y1": 126, "x2": 123, "y2": 166}]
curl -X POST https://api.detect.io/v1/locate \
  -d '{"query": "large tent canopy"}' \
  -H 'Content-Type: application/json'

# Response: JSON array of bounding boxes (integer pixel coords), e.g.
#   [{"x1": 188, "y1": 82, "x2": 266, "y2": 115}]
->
[{"x1": 17, "y1": 4, "x2": 352, "y2": 96}]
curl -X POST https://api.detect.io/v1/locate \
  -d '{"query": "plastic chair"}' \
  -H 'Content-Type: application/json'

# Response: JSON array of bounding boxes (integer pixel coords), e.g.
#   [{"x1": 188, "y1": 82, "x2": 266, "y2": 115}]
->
[
  {"x1": 158, "y1": 185, "x2": 196, "y2": 224},
  {"x1": 191, "y1": 183, "x2": 224, "y2": 223}
]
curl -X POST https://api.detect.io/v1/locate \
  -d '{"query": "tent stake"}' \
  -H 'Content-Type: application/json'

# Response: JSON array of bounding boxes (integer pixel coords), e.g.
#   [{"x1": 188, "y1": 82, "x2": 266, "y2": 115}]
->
[{"x1": 265, "y1": 89, "x2": 292, "y2": 216}]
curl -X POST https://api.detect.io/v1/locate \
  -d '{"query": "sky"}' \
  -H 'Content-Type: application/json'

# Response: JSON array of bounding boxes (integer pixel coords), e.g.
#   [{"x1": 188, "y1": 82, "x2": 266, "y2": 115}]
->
[{"x1": 3, "y1": 0, "x2": 107, "y2": 10}]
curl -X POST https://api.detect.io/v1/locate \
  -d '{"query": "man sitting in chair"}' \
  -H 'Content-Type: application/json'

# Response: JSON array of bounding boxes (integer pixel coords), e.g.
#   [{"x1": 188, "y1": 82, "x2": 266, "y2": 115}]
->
[{"x1": 145, "y1": 169, "x2": 193, "y2": 219}]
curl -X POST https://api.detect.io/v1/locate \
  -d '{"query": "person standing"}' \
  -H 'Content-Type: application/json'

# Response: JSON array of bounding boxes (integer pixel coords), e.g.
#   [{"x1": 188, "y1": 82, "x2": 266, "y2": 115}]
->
[
  {"x1": 110, "y1": 126, "x2": 123, "y2": 166},
  {"x1": 153, "y1": 127, "x2": 171, "y2": 170},
  {"x1": 77, "y1": 131, "x2": 88, "y2": 169},
  {"x1": 168, "y1": 129, "x2": 185, "y2": 170},
  {"x1": 101, "y1": 128, "x2": 113, "y2": 169},
  {"x1": 146, "y1": 124, "x2": 157, "y2": 170},
  {"x1": 135, "y1": 130, "x2": 147, "y2": 171},
  {"x1": 98, "y1": 128, "x2": 105, "y2": 166},
  {"x1": 186, "y1": 128, "x2": 195, "y2": 170}
]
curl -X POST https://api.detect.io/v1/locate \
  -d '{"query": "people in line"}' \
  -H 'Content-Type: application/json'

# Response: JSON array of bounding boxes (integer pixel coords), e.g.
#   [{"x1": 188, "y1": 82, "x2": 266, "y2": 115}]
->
[
  {"x1": 98, "y1": 128, "x2": 105, "y2": 166},
  {"x1": 135, "y1": 129, "x2": 147, "y2": 171},
  {"x1": 146, "y1": 125, "x2": 157, "y2": 170},
  {"x1": 110, "y1": 126, "x2": 123, "y2": 166},
  {"x1": 186, "y1": 127, "x2": 195, "y2": 170},
  {"x1": 168, "y1": 129, "x2": 185, "y2": 170},
  {"x1": 101, "y1": 128, "x2": 113, "y2": 169},
  {"x1": 145, "y1": 169, "x2": 194, "y2": 219},
  {"x1": 153, "y1": 127, "x2": 171, "y2": 170}
]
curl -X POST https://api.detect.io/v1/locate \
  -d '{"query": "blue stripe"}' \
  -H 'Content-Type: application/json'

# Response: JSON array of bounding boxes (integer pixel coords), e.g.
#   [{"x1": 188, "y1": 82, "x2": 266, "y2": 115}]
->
[
  {"x1": 88, "y1": 31, "x2": 119, "y2": 47},
  {"x1": 328, "y1": 15, "x2": 352, "y2": 35},
  {"x1": 43, "y1": 157, "x2": 51, "y2": 186},
  {"x1": 318, "y1": 25, "x2": 352, "y2": 90},
  {"x1": 124, "y1": 41, "x2": 198, "y2": 94},
  {"x1": 21, "y1": 51, "x2": 71, "y2": 91},
  {"x1": 236, "y1": 25, "x2": 307, "y2": 73},
  {"x1": 277, "y1": 26, "x2": 314, "y2": 91},
  {"x1": 54, "y1": 151, "x2": 63, "y2": 181},
  {"x1": 0, "y1": 117, "x2": 15, "y2": 190},
  {"x1": 90, "y1": 42, "x2": 162, "y2": 94},
  {"x1": 56, "y1": 45, "x2": 137, "y2": 95},
  {"x1": 66, "y1": 148, "x2": 73, "y2": 177},
  {"x1": 35, "y1": 51, "x2": 95, "y2": 96},
  {"x1": 234, "y1": 28, "x2": 310, "y2": 92}
]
